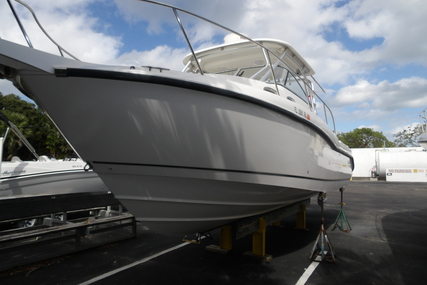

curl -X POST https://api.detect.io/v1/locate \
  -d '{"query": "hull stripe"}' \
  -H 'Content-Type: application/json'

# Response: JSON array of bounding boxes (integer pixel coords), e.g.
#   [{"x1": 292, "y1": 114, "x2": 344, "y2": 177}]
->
[{"x1": 92, "y1": 161, "x2": 349, "y2": 182}]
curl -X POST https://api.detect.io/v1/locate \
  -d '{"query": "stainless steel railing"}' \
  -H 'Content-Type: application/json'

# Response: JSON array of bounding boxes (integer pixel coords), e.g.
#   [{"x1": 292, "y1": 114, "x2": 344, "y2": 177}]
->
[
  {"x1": 142, "y1": 0, "x2": 336, "y2": 131},
  {"x1": 8, "y1": 0, "x2": 80, "y2": 60}
]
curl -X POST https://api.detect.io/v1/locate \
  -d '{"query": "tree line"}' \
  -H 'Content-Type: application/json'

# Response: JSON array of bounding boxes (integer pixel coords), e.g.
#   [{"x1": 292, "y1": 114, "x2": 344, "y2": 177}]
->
[
  {"x1": 337, "y1": 126, "x2": 423, "y2": 148},
  {"x1": 0, "y1": 93, "x2": 73, "y2": 161}
]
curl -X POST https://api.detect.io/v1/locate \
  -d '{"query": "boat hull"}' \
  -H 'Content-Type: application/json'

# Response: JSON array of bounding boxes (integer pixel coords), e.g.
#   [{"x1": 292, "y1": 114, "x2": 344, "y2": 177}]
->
[
  {"x1": 95, "y1": 163, "x2": 345, "y2": 233},
  {"x1": 0, "y1": 170, "x2": 108, "y2": 199},
  {"x1": 22, "y1": 73, "x2": 351, "y2": 233}
]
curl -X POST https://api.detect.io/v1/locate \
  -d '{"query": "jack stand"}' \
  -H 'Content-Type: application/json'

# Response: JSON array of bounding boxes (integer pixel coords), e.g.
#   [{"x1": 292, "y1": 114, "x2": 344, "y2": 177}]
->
[
  {"x1": 296, "y1": 203, "x2": 308, "y2": 230},
  {"x1": 333, "y1": 187, "x2": 352, "y2": 233},
  {"x1": 244, "y1": 218, "x2": 272, "y2": 261},
  {"x1": 206, "y1": 225, "x2": 233, "y2": 254},
  {"x1": 309, "y1": 192, "x2": 336, "y2": 263}
]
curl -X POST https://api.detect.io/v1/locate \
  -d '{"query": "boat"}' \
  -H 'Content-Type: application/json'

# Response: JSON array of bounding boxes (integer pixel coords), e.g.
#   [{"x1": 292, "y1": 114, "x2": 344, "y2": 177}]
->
[
  {"x1": 0, "y1": 0, "x2": 353, "y2": 234},
  {"x1": 0, "y1": 155, "x2": 108, "y2": 200},
  {"x1": 0, "y1": 109, "x2": 108, "y2": 199},
  {"x1": 0, "y1": 155, "x2": 111, "y2": 226},
  {"x1": 418, "y1": 108, "x2": 427, "y2": 149},
  {"x1": 0, "y1": 112, "x2": 111, "y2": 224}
]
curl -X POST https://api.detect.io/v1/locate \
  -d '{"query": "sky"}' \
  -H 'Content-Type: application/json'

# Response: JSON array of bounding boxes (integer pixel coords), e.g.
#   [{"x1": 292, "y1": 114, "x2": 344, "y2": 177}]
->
[{"x1": 1, "y1": 0, "x2": 426, "y2": 141}]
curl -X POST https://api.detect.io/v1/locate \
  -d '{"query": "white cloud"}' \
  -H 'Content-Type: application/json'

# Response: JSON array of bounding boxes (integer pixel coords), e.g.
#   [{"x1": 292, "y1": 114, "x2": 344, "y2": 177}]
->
[
  {"x1": 111, "y1": 0, "x2": 427, "y2": 87},
  {"x1": 390, "y1": 122, "x2": 421, "y2": 136},
  {"x1": 335, "y1": 77, "x2": 427, "y2": 110},
  {"x1": 345, "y1": 0, "x2": 427, "y2": 66},
  {"x1": 357, "y1": 125, "x2": 382, "y2": 132},
  {"x1": 112, "y1": 45, "x2": 188, "y2": 70},
  {"x1": 4, "y1": 0, "x2": 423, "y2": 84},
  {"x1": 0, "y1": 81, "x2": 21, "y2": 96},
  {"x1": 0, "y1": 81, "x2": 33, "y2": 103},
  {"x1": 0, "y1": 0, "x2": 121, "y2": 64}
]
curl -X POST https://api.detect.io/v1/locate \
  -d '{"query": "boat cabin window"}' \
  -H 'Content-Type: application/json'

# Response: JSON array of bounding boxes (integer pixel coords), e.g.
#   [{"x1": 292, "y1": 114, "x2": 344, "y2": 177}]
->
[
  {"x1": 260, "y1": 66, "x2": 307, "y2": 103},
  {"x1": 215, "y1": 66, "x2": 264, "y2": 78},
  {"x1": 185, "y1": 49, "x2": 309, "y2": 103},
  {"x1": 209, "y1": 65, "x2": 308, "y2": 102},
  {"x1": 282, "y1": 70, "x2": 307, "y2": 103}
]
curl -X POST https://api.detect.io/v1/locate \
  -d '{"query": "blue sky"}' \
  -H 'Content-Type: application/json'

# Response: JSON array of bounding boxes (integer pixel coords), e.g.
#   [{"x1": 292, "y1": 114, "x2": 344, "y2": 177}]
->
[{"x1": 1, "y1": 0, "x2": 426, "y2": 141}]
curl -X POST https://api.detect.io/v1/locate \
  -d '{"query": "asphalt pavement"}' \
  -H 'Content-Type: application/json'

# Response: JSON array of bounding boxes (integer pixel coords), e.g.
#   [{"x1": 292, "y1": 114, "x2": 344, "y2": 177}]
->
[{"x1": 1, "y1": 181, "x2": 426, "y2": 285}]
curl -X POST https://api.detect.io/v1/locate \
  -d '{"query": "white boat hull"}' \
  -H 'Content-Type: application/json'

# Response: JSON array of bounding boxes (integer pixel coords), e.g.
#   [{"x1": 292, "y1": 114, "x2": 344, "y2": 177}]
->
[
  {"x1": 96, "y1": 163, "x2": 346, "y2": 233},
  {"x1": 0, "y1": 156, "x2": 108, "y2": 200},
  {"x1": 25, "y1": 74, "x2": 352, "y2": 233},
  {"x1": 0, "y1": 39, "x2": 353, "y2": 234},
  {"x1": 0, "y1": 170, "x2": 108, "y2": 199}
]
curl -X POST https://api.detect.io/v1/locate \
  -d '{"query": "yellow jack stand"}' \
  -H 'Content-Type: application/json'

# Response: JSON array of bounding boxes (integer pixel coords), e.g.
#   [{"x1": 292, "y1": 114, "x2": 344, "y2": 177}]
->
[
  {"x1": 244, "y1": 218, "x2": 272, "y2": 261},
  {"x1": 296, "y1": 203, "x2": 308, "y2": 230},
  {"x1": 220, "y1": 225, "x2": 233, "y2": 250},
  {"x1": 205, "y1": 225, "x2": 233, "y2": 254},
  {"x1": 206, "y1": 199, "x2": 310, "y2": 259}
]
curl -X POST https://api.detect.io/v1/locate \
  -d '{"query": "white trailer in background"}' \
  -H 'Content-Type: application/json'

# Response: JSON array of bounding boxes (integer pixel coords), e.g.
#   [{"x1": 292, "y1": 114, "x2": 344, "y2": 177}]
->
[
  {"x1": 385, "y1": 168, "x2": 427, "y2": 182},
  {"x1": 351, "y1": 147, "x2": 427, "y2": 182}
]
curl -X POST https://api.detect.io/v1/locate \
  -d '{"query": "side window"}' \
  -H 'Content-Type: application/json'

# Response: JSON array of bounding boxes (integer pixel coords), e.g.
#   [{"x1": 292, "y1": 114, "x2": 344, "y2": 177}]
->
[{"x1": 284, "y1": 73, "x2": 307, "y2": 102}]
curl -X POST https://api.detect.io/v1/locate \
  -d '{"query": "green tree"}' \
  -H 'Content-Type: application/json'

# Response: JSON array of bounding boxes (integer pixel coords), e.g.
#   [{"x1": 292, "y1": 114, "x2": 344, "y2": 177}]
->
[
  {"x1": 0, "y1": 110, "x2": 34, "y2": 160},
  {"x1": 393, "y1": 124, "x2": 423, "y2": 147},
  {"x1": 0, "y1": 93, "x2": 73, "y2": 160},
  {"x1": 337, "y1": 127, "x2": 395, "y2": 148},
  {"x1": 45, "y1": 123, "x2": 72, "y2": 158}
]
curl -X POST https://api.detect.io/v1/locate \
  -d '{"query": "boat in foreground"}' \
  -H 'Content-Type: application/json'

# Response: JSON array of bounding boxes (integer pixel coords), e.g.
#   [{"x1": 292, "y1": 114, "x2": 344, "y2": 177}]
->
[{"x1": 0, "y1": 0, "x2": 353, "y2": 234}]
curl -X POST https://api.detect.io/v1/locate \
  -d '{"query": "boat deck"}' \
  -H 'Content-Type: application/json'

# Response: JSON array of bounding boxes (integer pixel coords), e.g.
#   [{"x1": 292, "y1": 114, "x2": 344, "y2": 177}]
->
[{"x1": 1, "y1": 181, "x2": 426, "y2": 285}]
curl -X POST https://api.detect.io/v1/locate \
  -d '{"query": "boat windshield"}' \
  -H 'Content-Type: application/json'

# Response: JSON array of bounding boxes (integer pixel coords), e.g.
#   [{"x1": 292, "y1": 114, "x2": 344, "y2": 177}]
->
[
  {"x1": 182, "y1": 37, "x2": 315, "y2": 103},
  {"x1": 212, "y1": 65, "x2": 307, "y2": 103}
]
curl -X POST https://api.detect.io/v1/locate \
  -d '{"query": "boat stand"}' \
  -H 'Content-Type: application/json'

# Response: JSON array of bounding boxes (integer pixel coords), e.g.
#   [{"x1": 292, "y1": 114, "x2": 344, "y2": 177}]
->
[
  {"x1": 332, "y1": 187, "x2": 352, "y2": 233},
  {"x1": 309, "y1": 192, "x2": 336, "y2": 263},
  {"x1": 243, "y1": 217, "x2": 272, "y2": 261},
  {"x1": 205, "y1": 199, "x2": 310, "y2": 261},
  {"x1": 296, "y1": 202, "x2": 308, "y2": 230}
]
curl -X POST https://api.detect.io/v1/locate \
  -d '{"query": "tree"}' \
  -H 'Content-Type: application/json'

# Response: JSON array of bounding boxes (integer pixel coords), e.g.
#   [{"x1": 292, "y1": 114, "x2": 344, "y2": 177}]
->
[
  {"x1": 337, "y1": 127, "x2": 395, "y2": 148},
  {"x1": 0, "y1": 93, "x2": 73, "y2": 160},
  {"x1": 393, "y1": 124, "x2": 422, "y2": 147},
  {"x1": 0, "y1": 111, "x2": 34, "y2": 160},
  {"x1": 45, "y1": 123, "x2": 72, "y2": 158}
]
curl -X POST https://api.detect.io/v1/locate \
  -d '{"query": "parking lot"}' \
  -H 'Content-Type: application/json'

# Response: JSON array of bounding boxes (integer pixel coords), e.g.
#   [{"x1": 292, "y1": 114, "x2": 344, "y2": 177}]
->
[{"x1": 1, "y1": 181, "x2": 426, "y2": 285}]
